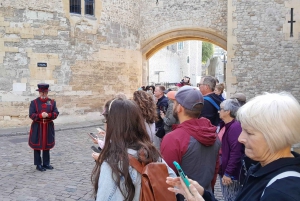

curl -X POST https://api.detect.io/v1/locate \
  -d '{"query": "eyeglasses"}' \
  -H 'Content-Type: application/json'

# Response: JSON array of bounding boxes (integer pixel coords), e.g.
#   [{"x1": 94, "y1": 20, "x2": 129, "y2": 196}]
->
[{"x1": 219, "y1": 107, "x2": 226, "y2": 111}]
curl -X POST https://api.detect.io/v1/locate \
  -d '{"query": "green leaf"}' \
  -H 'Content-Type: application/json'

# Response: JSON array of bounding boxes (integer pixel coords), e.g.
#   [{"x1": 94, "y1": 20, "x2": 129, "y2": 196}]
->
[{"x1": 202, "y1": 42, "x2": 214, "y2": 64}]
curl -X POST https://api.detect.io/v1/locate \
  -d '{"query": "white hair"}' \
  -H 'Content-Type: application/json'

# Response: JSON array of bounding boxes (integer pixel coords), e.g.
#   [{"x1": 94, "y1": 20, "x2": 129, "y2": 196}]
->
[
  {"x1": 237, "y1": 92, "x2": 300, "y2": 153},
  {"x1": 221, "y1": 99, "x2": 241, "y2": 118}
]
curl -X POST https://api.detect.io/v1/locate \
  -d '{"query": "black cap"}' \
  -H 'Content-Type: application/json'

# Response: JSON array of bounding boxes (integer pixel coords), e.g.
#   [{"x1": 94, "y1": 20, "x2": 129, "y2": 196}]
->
[{"x1": 36, "y1": 83, "x2": 50, "y2": 92}]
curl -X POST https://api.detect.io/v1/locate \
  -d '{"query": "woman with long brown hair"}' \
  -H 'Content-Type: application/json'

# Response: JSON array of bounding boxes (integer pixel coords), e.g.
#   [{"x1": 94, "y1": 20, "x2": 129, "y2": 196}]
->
[
  {"x1": 91, "y1": 98, "x2": 175, "y2": 201},
  {"x1": 133, "y1": 90, "x2": 160, "y2": 149}
]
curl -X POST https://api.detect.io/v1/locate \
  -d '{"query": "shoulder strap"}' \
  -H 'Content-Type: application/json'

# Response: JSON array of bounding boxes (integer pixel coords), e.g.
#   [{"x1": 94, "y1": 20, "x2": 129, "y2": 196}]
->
[
  {"x1": 128, "y1": 154, "x2": 144, "y2": 174},
  {"x1": 261, "y1": 171, "x2": 300, "y2": 197},
  {"x1": 204, "y1": 96, "x2": 220, "y2": 111}
]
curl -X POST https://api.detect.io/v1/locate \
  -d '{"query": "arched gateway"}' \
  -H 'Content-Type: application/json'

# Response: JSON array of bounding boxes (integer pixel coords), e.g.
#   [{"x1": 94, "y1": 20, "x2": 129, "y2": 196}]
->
[
  {"x1": 0, "y1": 0, "x2": 299, "y2": 127},
  {"x1": 142, "y1": 28, "x2": 227, "y2": 59},
  {"x1": 140, "y1": 28, "x2": 227, "y2": 90}
]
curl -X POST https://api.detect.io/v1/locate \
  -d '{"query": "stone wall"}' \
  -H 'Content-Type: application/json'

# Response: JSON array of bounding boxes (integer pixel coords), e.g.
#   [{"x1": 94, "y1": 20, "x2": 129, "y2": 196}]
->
[
  {"x1": 0, "y1": 0, "x2": 142, "y2": 127},
  {"x1": 149, "y1": 41, "x2": 202, "y2": 86},
  {"x1": 177, "y1": 41, "x2": 203, "y2": 86},
  {"x1": 230, "y1": 0, "x2": 300, "y2": 100},
  {"x1": 140, "y1": 0, "x2": 228, "y2": 45},
  {"x1": 1, "y1": 0, "x2": 300, "y2": 127},
  {"x1": 148, "y1": 47, "x2": 181, "y2": 84}
]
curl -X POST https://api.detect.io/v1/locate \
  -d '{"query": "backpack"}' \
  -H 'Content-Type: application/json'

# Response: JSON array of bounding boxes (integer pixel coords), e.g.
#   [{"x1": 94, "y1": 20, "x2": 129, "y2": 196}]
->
[
  {"x1": 204, "y1": 96, "x2": 220, "y2": 111},
  {"x1": 261, "y1": 171, "x2": 300, "y2": 198},
  {"x1": 128, "y1": 154, "x2": 176, "y2": 201}
]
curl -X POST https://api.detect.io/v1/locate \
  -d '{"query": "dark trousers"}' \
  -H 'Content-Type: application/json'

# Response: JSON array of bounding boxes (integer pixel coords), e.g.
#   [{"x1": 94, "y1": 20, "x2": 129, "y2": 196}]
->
[{"x1": 34, "y1": 150, "x2": 50, "y2": 166}]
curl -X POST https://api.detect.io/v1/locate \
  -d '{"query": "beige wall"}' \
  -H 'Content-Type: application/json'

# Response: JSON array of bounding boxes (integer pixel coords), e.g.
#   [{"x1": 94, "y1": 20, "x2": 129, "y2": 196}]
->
[
  {"x1": 0, "y1": 0, "x2": 300, "y2": 127},
  {"x1": 229, "y1": 0, "x2": 300, "y2": 100},
  {"x1": 0, "y1": 0, "x2": 142, "y2": 127}
]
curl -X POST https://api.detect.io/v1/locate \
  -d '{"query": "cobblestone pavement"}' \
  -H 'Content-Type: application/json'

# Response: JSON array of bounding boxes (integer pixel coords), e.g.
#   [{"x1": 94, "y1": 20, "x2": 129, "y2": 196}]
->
[{"x1": 0, "y1": 122, "x2": 224, "y2": 201}]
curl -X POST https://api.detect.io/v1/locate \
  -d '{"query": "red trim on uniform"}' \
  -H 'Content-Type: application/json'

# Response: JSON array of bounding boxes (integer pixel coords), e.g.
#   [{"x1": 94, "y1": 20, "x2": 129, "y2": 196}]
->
[
  {"x1": 48, "y1": 113, "x2": 52, "y2": 118},
  {"x1": 29, "y1": 147, "x2": 51, "y2": 150},
  {"x1": 39, "y1": 97, "x2": 48, "y2": 102},
  {"x1": 43, "y1": 122, "x2": 47, "y2": 149},
  {"x1": 34, "y1": 100, "x2": 38, "y2": 112},
  {"x1": 39, "y1": 113, "x2": 43, "y2": 118}
]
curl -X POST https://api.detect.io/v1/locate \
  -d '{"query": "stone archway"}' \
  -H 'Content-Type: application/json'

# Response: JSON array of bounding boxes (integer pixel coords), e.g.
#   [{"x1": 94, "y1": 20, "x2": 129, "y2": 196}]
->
[
  {"x1": 141, "y1": 27, "x2": 227, "y2": 88},
  {"x1": 142, "y1": 28, "x2": 227, "y2": 59}
]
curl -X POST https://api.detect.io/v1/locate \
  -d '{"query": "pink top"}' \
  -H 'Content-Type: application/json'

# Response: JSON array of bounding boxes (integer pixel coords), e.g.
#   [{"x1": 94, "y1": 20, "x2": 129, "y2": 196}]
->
[{"x1": 98, "y1": 138, "x2": 105, "y2": 149}]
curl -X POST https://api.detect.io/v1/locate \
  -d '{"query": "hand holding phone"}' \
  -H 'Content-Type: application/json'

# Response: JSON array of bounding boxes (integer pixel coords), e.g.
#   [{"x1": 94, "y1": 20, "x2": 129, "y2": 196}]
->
[
  {"x1": 88, "y1": 133, "x2": 98, "y2": 139},
  {"x1": 173, "y1": 161, "x2": 191, "y2": 192},
  {"x1": 96, "y1": 128, "x2": 103, "y2": 132},
  {"x1": 96, "y1": 127, "x2": 106, "y2": 136}
]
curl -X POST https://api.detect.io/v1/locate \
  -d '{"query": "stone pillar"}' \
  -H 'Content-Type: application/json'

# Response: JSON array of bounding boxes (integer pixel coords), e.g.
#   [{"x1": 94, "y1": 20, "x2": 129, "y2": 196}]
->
[
  {"x1": 142, "y1": 54, "x2": 148, "y2": 86},
  {"x1": 226, "y1": 0, "x2": 238, "y2": 97}
]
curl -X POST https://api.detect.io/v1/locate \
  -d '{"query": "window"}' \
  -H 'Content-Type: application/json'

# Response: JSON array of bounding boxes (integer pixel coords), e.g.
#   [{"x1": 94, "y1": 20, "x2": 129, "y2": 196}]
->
[
  {"x1": 70, "y1": 0, "x2": 81, "y2": 14},
  {"x1": 85, "y1": 0, "x2": 94, "y2": 16},
  {"x1": 70, "y1": 0, "x2": 95, "y2": 16},
  {"x1": 177, "y1": 42, "x2": 184, "y2": 50}
]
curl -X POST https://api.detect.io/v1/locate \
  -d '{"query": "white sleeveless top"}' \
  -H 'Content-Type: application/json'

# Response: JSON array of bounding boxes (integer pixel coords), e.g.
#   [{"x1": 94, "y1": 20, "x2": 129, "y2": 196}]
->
[{"x1": 144, "y1": 121, "x2": 161, "y2": 150}]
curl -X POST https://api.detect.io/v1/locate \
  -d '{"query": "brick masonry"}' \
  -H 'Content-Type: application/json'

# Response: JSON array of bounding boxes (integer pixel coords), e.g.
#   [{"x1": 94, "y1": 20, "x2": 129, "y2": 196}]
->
[
  {"x1": 0, "y1": 0, "x2": 299, "y2": 127},
  {"x1": 230, "y1": 0, "x2": 300, "y2": 99},
  {"x1": 0, "y1": 0, "x2": 142, "y2": 127},
  {"x1": 139, "y1": 0, "x2": 228, "y2": 44}
]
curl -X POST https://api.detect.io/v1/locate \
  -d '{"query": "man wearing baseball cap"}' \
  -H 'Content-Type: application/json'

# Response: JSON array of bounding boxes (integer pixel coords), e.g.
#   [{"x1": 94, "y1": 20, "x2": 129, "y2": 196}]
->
[
  {"x1": 231, "y1": 92, "x2": 246, "y2": 106},
  {"x1": 161, "y1": 86, "x2": 220, "y2": 200},
  {"x1": 28, "y1": 83, "x2": 59, "y2": 171}
]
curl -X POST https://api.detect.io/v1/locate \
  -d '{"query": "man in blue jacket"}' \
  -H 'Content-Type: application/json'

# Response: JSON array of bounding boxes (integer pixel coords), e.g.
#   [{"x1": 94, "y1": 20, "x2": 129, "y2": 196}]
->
[
  {"x1": 199, "y1": 76, "x2": 223, "y2": 126},
  {"x1": 154, "y1": 85, "x2": 168, "y2": 138}
]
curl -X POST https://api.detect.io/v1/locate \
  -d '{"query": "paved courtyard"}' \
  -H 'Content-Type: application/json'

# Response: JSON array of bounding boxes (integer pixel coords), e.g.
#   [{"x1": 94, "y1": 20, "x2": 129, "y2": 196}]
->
[{"x1": 0, "y1": 123, "x2": 224, "y2": 201}]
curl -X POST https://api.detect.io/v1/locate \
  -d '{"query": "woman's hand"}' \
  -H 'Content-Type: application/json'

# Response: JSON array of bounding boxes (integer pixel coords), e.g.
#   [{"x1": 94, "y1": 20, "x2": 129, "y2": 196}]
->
[
  {"x1": 92, "y1": 137, "x2": 98, "y2": 144},
  {"x1": 166, "y1": 177, "x2": 205, "y2": 201},
  {"x1": 92, "y1": 152, "x2": 100, "y2": 161},
  {"x1": 222, "y1": 175, "x2": 233, "y2": 186},
  {"x1": 98, "y1": 130, "x2": 106, "y2": 137}
]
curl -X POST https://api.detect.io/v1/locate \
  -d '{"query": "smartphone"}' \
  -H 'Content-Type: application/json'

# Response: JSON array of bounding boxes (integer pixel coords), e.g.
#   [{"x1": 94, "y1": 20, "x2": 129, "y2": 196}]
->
[
  {"x1": 173, "y1": 161, "x2": 191, "y2": 190},
  {"x1": 88, "y1": 133, "x2": 98, "y2": 139},
  {"x1": 160, "y1": 106, "x2": 167, "y2": 114},
  {"x1": 91, "y1": 146, "x2": 101, "y2": 153}
]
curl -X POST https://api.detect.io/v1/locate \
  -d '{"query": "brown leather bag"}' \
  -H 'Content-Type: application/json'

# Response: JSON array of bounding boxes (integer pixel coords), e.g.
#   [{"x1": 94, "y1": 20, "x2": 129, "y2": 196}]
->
[{"x1": 128, "y1": 154, "x2": 176, "y2": 201}]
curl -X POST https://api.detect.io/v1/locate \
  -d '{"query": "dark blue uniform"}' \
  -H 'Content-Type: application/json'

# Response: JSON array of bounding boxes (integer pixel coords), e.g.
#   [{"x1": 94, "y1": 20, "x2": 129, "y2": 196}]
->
[{"x1": 29, "y1": 97, "x2": 59, "y2": 166}]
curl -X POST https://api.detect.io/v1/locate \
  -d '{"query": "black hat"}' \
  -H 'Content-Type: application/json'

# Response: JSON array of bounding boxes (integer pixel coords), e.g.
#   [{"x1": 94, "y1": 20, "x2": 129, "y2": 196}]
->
[{"x1": 36, "y1": 83, "x2": 50, "y2": 92}]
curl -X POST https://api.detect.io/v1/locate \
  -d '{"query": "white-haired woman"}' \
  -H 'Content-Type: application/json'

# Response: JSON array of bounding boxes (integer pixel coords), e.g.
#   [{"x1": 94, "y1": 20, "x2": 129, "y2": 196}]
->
[{"x1": 166, "y1": 92, "x2": 300, "y2": 201}]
